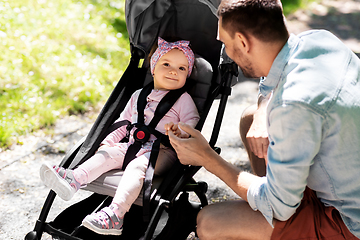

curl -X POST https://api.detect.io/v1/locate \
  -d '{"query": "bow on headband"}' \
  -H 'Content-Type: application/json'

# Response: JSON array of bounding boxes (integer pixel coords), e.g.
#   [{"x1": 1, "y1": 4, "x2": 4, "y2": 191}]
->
[{"x1": 150, "y1": 37, "x2": 195, "y2": 77}]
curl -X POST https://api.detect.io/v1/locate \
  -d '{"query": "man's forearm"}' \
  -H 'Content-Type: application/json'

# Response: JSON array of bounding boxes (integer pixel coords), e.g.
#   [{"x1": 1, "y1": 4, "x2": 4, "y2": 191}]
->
[{"x1": 203, "y1": 152, "x2": 260, "y2": 201}]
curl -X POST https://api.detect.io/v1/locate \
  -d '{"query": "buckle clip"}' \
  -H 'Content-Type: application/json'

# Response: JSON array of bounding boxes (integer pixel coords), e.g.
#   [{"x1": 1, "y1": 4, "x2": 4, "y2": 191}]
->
[{"x1": 133, "y1": 125, "x2": 150, "y2": 144}]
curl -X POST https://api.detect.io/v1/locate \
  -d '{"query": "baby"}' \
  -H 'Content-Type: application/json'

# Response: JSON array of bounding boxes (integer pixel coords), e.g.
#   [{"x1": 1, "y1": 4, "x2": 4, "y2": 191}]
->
[{"x1": 40, "y1": 37, "x2": 200, "y2": 235}]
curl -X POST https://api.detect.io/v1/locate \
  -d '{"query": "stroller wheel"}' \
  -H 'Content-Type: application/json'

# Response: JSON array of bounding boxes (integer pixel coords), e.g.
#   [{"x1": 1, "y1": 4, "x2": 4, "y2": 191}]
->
[{"x1": 25, "y1": 231, "x2": 38, "y2": 240}]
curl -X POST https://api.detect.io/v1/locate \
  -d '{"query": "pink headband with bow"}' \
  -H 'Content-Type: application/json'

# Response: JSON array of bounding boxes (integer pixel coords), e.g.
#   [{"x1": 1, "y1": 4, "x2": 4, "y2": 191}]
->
[{"x1": 150, "y1": 37, "x2": 195, "y2": 78}]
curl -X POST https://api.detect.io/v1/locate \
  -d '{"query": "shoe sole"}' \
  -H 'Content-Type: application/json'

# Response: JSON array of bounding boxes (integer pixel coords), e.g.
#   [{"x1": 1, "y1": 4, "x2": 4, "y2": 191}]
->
[
  {"x1": 82, "y1": 219, "x2": 123, "y2": 235},
  {"x1": 40, "y1": 163, "x2": 75, "y2": 201}
]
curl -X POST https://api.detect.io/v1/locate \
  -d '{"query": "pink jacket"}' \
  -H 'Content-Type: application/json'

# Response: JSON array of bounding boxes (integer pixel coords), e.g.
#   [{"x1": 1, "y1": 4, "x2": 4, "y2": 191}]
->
[{"x1": 102, "y1": 89, "x2": 200, "y2": 147}]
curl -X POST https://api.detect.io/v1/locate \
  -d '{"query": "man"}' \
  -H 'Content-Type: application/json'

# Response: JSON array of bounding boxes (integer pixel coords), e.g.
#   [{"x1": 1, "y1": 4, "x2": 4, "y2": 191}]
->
[{"x1": 166, "y1": 0, "x2": 360, "y2": 239}]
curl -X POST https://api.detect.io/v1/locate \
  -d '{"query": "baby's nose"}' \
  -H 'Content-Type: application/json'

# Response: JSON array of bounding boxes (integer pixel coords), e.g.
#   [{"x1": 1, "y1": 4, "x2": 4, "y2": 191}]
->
[{"x1": 169, "y1": 68, "x2": 177, "y2": 75}]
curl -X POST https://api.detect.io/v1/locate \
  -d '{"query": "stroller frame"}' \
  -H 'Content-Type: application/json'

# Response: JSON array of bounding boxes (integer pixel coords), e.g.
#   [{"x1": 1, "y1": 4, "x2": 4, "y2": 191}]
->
[{"x1": 25, "y1": 0, "x2": 239, "y2": 239}]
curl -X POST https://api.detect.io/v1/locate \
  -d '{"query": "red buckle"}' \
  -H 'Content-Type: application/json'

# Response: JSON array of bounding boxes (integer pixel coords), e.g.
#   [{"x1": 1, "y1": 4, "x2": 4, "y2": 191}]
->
[
  {"x1": 136, "y1": 130, "x2": 146, "y2": 140},
  {"x1": 133, "y1": 126, "x2": 150, "y2": 143}
]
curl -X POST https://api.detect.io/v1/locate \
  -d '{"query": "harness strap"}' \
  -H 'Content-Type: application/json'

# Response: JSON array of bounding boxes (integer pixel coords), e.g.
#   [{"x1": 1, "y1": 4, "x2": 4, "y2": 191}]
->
[
  {"x1": 137, "y1": 82, "x2": 153, "y2": 125},
  {"x1": 105, "y1": 120, "x2": 131, "y2": 137},
  {"x1": 148, "y1": 85, "x2": 189, "y2": 129},
  {"x1": 122, "y1": 141, "x2": 143, "y2": 171},
  {"x1": 100, "y1": 82, "x2": 190, "y2": 223},
  {"x1": 142, "y1": 137, "x2": 161, "y2": 222},
  {"x1": 119, "y1": 81, "x2": 190, "y2": 222},
  {"x1": 122, "y1": 81, "x2": 187, "y2": 170}
]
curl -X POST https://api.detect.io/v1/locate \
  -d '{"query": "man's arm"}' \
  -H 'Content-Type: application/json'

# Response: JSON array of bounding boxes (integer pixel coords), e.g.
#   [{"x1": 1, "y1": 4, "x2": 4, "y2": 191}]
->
[{"x1": 167, "y1": 122, "x2": 260, "y2": 201}]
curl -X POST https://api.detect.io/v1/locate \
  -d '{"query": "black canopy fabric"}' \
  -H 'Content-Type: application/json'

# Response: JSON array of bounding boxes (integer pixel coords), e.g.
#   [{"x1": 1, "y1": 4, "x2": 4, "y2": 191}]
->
[{"x1": 126, "y1": 0, "x2": 222, "y2": 69}]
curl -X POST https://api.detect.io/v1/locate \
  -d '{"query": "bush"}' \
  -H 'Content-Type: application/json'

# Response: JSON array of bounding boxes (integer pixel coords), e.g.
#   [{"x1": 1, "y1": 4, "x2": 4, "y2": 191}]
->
[{"x1": 282, "y1": 0, "x2": 317, "y2": 15}]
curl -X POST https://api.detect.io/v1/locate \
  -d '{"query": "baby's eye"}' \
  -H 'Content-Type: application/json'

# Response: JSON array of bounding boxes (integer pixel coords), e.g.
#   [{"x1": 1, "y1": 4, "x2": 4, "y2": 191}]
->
[
  {"x1": 163, "y1": 63, "x2": 170, "y2": 67},
  {"x1": 179, "y1": 67, "x2": 186, "y2": 71}
]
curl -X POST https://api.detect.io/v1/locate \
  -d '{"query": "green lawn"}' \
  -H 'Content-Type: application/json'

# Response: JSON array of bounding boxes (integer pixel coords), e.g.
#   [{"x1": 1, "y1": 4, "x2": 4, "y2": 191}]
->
[
  {"x1": 0, "y1": 0, "x2": 129, "y2": 148},
  {"x1": 0, "y1": 0, "x2": 314, "y2": 149}
]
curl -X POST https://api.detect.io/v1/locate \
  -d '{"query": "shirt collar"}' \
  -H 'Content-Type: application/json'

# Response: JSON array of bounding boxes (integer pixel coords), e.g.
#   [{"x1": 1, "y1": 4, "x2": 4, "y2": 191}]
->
[
  {"x1": 259, "y1": 34, "x2": 300, "y2": 97},
  {"x1": 146, "y1": 89, "x2": 169, "y2": 102}
]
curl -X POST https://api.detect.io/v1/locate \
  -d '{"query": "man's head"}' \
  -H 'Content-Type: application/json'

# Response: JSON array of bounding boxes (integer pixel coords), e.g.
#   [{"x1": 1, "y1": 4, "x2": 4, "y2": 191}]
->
[
  {"x1": 217, "y1": 0, "x2": 289, "y2": 78},
  {"x1": 217, "y1": 0, "x2": 288, "y2": 43}
]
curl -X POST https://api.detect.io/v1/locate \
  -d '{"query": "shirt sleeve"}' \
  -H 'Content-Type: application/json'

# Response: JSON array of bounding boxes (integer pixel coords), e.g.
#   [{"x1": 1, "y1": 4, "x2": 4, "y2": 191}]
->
[
  {"x1": 177, "y1": 92, "x2": 200, "y2": 128},
  {"x1": 247, "y1": 103, "x2": 323, "y2": 226}
]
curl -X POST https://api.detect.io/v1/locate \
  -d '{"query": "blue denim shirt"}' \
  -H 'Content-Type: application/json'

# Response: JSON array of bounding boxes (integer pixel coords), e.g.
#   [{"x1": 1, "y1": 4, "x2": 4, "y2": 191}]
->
[{"x1": 247, "y1": 30, "x2": 360, "y2": 238}]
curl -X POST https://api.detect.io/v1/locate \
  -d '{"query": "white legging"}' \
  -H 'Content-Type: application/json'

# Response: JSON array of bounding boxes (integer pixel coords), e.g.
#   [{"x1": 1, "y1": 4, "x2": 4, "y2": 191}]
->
[{"x1": 74, "y1": 144, "x2": 176, "y2": 212}]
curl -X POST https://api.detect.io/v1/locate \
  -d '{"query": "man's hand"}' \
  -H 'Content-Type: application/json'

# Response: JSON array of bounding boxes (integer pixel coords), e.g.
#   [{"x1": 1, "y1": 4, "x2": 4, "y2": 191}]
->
[
  {"x1": 167, "y1": 122, "x2": 215, "y2": 167},
  {"x1": 247, "y1": 116, "x2": 269, "y2": 159},
  {"x1": 169, "y1": 123, "x2": 260, "y2": 201},
  {"x1": 246, "y1": 95, "x2": 270, "y2": 160}
]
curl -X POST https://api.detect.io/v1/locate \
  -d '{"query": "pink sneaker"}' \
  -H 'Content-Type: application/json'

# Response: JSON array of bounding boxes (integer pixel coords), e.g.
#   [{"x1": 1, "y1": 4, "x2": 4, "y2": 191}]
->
[
  {"x1": 82, "y1": 206, "x2": 123, "y2": 235},
  {"x1": 40, "y1": 163, "x2": 81, "y2": 201}
]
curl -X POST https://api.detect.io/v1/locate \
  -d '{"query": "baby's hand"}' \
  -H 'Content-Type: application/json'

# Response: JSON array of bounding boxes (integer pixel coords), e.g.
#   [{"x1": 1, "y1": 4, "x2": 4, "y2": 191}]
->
[
  {"x1": 165, "y1": 122, "x2": 181, "y2": 136},
  {"x1": 97, "y1": 144, "x2": 109, "y2": 152},
  {"x1": 165, "y1": 122, "x2": 190, "y2": 138}
]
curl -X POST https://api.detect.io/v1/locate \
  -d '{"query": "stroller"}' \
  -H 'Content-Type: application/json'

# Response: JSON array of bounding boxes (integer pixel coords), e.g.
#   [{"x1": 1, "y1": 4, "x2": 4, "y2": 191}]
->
[{"x1": 25, "y1": 0, "x2": 239, "y2": 239}]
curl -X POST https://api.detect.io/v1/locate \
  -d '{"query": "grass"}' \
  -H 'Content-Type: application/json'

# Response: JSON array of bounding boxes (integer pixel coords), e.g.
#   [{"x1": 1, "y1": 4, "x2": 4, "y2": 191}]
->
[
  {"x1": 0, "y1": 0, "x2": 129, "y2": 149},
  {"x1": 0, "y1": 0, "x2": 315, "y2": 150},
  {"x1": 282, "y1": 0, "x2": 318, "y2": 16}
]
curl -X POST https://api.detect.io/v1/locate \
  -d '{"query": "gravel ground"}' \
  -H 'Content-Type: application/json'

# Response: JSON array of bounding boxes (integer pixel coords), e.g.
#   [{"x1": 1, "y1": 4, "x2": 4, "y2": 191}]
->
[{"x1": 1, "y1": 1, "x2": 360, "y2": 239}]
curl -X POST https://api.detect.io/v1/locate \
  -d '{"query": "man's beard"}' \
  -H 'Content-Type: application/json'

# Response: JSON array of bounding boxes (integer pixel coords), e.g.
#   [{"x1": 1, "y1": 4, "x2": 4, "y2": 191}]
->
[
  {"x1": 233, "y1": 46, "x2": 259, "y2": 79},
  {"x1": 239, "y1": 65, "x2": 258, "y2": 79}
]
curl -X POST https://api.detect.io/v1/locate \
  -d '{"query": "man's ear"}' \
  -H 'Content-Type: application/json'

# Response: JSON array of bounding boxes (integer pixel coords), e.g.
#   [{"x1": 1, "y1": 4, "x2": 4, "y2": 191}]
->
[{"x1": 235, "y1": 32, "x2": 251, "y2": 53}]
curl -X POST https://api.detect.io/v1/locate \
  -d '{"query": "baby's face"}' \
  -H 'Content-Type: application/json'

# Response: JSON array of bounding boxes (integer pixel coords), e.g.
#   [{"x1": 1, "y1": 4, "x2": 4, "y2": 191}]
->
[{"x1": 153, "y1": 49, "x2": 189, "y2": 91}]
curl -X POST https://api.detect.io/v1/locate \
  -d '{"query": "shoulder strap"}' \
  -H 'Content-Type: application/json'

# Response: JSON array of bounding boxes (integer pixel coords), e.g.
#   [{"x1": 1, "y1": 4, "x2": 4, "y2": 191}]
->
[
  {"x1": 148, "y1": 84, "x2": 188, "y2": 129},
  {"x1": 137, "y1": 82, "x2": 153, "y2": 124},
  {"x1": 137, "y1": 81, "x2": 189, "y2": 129}
]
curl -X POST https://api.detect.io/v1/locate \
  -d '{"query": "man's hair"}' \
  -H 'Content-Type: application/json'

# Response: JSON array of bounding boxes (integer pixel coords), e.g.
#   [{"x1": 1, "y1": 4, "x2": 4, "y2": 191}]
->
[{"x1": 217, "y1": 0, "x2": 288, "y2": 42}]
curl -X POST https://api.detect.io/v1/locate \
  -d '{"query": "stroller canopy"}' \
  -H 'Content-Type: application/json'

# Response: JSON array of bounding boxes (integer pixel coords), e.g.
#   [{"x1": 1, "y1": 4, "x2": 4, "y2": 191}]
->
[{"x1": 126, "y1": 0, "x2": 222, "y2": 69}]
